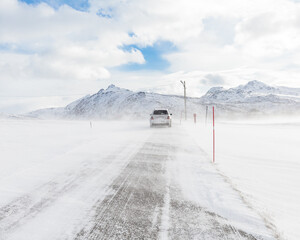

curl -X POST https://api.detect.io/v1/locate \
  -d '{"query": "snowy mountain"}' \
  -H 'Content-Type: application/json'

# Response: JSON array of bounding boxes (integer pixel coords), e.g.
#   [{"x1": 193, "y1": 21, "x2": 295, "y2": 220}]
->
[
  {"x1": 28, "y1": 84, "x2": 201, "y2": 120},
  {"x1": 28, "y1": 81, "x2": 300, "y2": 119},
  {"x1": 201, "y1": 80, "x2": 300, "y2": 103},
  {"x1": 199, "y1": 80, "x2": 300, "y2": 116},
  {"x1": 0, "y1": 112, "x2": 24, "y2": 119}
]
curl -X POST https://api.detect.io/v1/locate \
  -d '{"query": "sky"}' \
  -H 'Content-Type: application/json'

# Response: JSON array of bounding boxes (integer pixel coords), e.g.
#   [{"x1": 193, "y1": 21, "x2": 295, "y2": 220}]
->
[{"x1": 1, "y1": 0, "x2": 300, "y2": 114}]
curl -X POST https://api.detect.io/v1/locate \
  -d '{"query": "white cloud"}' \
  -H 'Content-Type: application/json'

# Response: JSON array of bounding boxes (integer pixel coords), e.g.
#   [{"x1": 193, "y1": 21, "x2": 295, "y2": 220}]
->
[
  {"x1": 1, "y1": 0, "x2": 300, "y2": 113},
  {"x1": 0, "y1": 1, "x2": 148, "y2": 114}
]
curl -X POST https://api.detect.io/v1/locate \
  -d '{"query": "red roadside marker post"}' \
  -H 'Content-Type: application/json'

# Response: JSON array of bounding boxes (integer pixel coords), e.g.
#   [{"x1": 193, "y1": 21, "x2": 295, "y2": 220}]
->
[
  {"x1": 193, "y1": 113, "x2": 196, "y2": 124},
  {"x1": 213, "y1": 106, "x2": 215, "y2": 163}
]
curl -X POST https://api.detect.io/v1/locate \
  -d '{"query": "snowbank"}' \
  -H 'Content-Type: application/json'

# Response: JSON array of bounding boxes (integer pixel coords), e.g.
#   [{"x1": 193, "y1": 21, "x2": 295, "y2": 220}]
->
[{"x1": 185, "y1": 117, "x2": 300, "y2": 240}]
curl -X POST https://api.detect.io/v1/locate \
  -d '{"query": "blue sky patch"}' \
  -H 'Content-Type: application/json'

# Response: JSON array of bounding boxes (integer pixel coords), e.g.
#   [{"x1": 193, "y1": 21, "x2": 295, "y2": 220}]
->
[
  {"x1": 0, "y1": 43, "x2": 12, "y2": 52},
  {"x1": 118, "y1": 41, "x2": 177, "y2": 72},
  {"x1": 0, "y1": 43, "x2": 35, "y2": 55},
  {"x1": 96, "y1": 8, "x2": 113, "y2": 18},
  {"x1": 19, "y1": 0, "x2": 90, "y2": 11},
  {"x1": 128, "y1": 32, "x2": 137, "y2": 38}
]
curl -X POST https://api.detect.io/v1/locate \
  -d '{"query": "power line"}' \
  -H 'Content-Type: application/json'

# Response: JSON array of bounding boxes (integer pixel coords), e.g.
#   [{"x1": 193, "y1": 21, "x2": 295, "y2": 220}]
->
[{"x1": 180, "y1": 80, "x2": 187, "y2": 120}]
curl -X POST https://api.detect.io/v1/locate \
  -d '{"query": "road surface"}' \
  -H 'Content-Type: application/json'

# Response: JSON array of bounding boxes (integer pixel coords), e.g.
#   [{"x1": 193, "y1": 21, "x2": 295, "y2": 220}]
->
[{"x1": 0, "y1": 122, "x2": 273, "y2": 240}]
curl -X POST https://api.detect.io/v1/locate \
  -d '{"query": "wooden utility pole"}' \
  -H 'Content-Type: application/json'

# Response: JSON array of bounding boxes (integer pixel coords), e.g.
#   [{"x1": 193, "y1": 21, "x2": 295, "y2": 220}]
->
[
  {"x1": 213, "y1": 106, "x2": 215, "y2": 163},
  {"x1": 205, "y1": 106, "x2": 208, "y2": 125},
  {"x1": 180, "y1": 80, "x2": 187, "y2": 120}
]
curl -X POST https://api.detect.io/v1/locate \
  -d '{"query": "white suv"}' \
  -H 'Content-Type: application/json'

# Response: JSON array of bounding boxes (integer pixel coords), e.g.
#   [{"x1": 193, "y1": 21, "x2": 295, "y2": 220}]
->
[{"x1": 150, "y1": 109, "x2": 172, "y2": 128}]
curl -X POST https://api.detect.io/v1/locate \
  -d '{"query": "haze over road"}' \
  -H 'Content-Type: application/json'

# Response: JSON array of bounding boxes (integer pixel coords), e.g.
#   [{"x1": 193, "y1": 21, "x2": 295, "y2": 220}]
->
[{"x1": 0, "y1": 120, "x2": 276, "y2": 240}]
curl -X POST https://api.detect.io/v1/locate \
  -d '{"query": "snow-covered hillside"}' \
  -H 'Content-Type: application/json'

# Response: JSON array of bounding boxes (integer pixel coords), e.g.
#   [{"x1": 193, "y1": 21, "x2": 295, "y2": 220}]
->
[
  {"x1": 201, "y1": 80, "x2": 300, "y2": 103},
  {"x1": 28, "y1": 84, "x2": 204, "y2": 119},
  {"x1": 27, "y1": 81, "x2": 300, "y2": 119},
  {"x1": 200, "y1": 80, "x2": 300, "y2": 116}
]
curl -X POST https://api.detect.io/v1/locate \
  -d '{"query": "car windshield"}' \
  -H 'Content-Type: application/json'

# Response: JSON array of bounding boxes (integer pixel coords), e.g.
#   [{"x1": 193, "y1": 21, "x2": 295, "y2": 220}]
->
[{"x1": 153, "y1": 110, "x2": 168, "y2": 115}]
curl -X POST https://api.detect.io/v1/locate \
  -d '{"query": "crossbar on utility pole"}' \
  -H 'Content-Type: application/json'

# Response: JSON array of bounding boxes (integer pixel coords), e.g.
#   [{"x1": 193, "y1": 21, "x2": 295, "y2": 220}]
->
[{"x1": 180, "y1": 80, "x2": 187, "y2": 120}]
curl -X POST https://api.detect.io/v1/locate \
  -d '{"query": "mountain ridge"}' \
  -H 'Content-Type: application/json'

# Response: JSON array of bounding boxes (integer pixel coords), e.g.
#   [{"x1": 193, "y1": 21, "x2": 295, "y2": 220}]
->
[{"x1": 26, "y1": 80, "x2": 300, "y2": 119}]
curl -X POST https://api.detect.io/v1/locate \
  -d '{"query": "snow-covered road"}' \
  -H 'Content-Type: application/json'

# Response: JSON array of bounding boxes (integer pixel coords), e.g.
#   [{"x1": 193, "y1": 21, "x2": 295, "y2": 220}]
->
[{"x1": 0, "y1": 119, "x2": 284, "y2": 239}]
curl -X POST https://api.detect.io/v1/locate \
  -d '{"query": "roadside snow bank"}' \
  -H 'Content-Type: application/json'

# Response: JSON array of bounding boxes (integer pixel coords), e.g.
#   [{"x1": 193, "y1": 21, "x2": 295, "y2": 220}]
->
[
  {"x1": 169, "y1": 126, "x2": 274, "y2": 240},
  {"x1": 184, "y1": 118, "x2": 300, "y2": 240}
]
